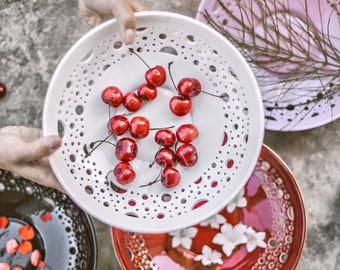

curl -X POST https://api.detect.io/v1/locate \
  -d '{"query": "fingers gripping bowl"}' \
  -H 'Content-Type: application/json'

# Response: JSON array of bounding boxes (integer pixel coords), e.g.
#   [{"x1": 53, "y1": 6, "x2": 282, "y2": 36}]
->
[{"x1": 43, "y1": 12, "x2": 264, "y2": 233}]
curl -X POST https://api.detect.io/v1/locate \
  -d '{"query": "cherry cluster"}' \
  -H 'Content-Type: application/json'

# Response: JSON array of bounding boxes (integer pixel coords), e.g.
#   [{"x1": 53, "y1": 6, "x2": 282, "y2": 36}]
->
[{"x1": 85, "y1": 49, "x2": 204, "y2": 189}]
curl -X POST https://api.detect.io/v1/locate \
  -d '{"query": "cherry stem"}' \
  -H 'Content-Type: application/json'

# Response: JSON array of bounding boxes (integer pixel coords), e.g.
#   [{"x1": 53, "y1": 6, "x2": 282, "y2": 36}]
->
[
  {"x1": 149, "y1": 145, "x2": 162, "y2": 168},
  {"x1": 168, "y1": 61, "x2": 225, "y2": 99},
  {"x1": 199, "y1": 89, "x2": 222, "y2": 98},
  {"x1": 168, "y1": 61, "x2": 179, "y2": 94},
  {"x1": 139, "y1": 166, "x2": 163, "y2": 187},
  {"x1": 129, "y1": 48, "x2": 151, "y2": 69},
  {"x1": 150, "y1": 125, "x2": 175, "y2": 131},
  {"x1": 84, "y1": 133, "x2": 113, "y2": 158}
]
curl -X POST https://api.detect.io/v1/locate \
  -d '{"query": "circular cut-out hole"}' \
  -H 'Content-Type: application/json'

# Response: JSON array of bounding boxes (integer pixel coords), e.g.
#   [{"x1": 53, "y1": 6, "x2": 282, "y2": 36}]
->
[
  {"x1": 113, "y1": 41, "x2": 123, "y2": 49},
  {"x1": 136, "y1": 27, "x2": 147, "y2": 31},
  {"x1": 103, "y1": 64, "x2": 110, "y2": 71},
  {"x1": 186, "y1": 35, "x2": 195, "y2": 43},
  {"x1": 157, "y1": 213, "x2": 164, "y2": 219},
  {"x1": 162, "y1": 194, "x2": 172, "y2": 202},
  {"x1": 57, "y1": 120, "x2": 65, "y2": 137},
  {"x1": 159, "y1": 46, "x2": 178, "y2": 55},
  {"x1": 222, "y1": 132, "x2": 228, "y2": 146},
  {"x1": 85, "y1": 185, "x2": 93, "y2": 195},
  {"x1": 159, "y1": 33, "x2": 167, "y2": 39},
  {"x1": 128, "y1": 200, "x2": 136, "y2": 206},
  {"x1": 192, "y1": 199, "x2": 208, "y2": 210},
  {"x1": 221, "y1": 93, "x2": 230, "y2": 102},
  {"x1": 81, "y1": 50, "x2": 93, "y2": 62},
  {"x1": 226, "y1": 159, "x2": 234, "y2": 168},
  {"x1": 75, "y1": 105, "x2": 84, "y2": 115},
  {"x1": 194, "y1": 177, "x2": 202, "y2": 184},
  {"x1": 69, "y1": 154, "x2": 76, "y2": 162},
  {"x1": 126, "y1": 212, "x2": 139, "y2": 218}
]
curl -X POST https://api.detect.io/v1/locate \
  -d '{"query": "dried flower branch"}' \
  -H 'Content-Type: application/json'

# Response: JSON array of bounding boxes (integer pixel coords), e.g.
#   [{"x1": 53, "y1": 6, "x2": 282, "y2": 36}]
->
[{"x1": 202, "y1": 0, "x2": 340, "y2": 129}]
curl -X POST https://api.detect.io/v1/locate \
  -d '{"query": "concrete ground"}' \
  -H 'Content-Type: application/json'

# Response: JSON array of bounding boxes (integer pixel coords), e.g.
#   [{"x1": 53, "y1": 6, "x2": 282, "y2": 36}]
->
[{"x1": 0, "y1": 0, "x2": 339, "y2": 269}]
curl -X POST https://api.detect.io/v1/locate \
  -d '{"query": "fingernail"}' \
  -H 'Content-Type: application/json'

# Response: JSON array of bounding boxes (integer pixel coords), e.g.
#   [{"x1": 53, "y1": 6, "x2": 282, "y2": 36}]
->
[
  {"x1": 124, "y1": 29, "x2": 135, "y2": 45},
  {"x1": 46, "y1": 135, "x2": 61, "y2": 150}
]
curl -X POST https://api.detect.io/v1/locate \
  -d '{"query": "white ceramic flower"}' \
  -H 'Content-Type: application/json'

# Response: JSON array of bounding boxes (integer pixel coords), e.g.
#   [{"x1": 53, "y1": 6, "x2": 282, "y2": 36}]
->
[
  {"x1": 169, "y1": 227, "x2": 198, "y2": 250},
  {"x1": 194, "y1": 245, "x2": 223, "y2": 266},
  {"x1": 245, "y1": 227, "x2": 267, "y2": 252},
  {"x1": 212, "y1": 223, "x2": 248, "y2": 257},
  {"x1": 226, "y1": 188, "x2": 247, "y2": 213},
  {"x1": 199, "y1": 213, "x2": 226, "y2": 229}
]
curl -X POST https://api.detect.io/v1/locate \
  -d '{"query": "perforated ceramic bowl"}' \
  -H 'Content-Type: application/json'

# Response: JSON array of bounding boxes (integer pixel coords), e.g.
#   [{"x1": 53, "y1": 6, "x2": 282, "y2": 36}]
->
[
  {"x1": 196, "y1": 0, "x2": 340, "y2": 131},
  {"x1": 43, "y1": 11, "x2": 264, "y2": 233}
]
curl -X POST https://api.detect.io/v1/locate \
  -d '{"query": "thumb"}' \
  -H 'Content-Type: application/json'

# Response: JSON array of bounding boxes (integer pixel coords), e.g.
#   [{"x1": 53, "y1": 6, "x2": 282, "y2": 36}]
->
[{"x1": 19, "y1": 135, "x2": 62, "y2": 162}]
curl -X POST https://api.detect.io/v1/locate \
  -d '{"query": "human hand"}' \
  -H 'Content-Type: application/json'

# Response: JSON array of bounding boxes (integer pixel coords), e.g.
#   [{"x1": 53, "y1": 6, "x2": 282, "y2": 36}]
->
[
  {"x1": 0, "y1": 126, "x2": 64, "y2": 192},
  {"x1": 78, "y1": 0, "x2": 149, "y2": 45}
]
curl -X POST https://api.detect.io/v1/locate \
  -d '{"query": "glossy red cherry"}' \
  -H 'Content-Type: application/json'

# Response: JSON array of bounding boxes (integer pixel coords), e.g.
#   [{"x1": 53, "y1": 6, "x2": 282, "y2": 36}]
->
[
  {"x1": 101, "y1": 86, "x2": 123, "y2": 107},
  {"x1": 122, "y1": 91, "x2": 143, "y2": 112},
  {"x1": 114, "y1": 161, "x2": 136, "y2": 185},
  {"x1": 129, "y1": 116, "x2": 150, "y2": 139},
  {"x1": 145, "y1": 65, "x2": 166, "y2": 87},
  {"x1": 177, "y1": 77, "x2": 201, "y2": 97},
  {"x1": 176, "y1": 143, "x2": 198, "y2": 167},
  {"x1": 115, "y1": 138, "x2": 138, "y2": 162},
  {"x1": 155, "y1": 148, "x2": 177, "y2": 167},
  {"x1": 109, "y1": 115, "x2": 129, "y2": 136},
  {"x1": 169, "y1": 96, "x2": 192, "y2": 116},
  {"x1": 176, "y1": 124, "x2": 199, "y2": 144},
  {"x1": 154, "y1": 129, "x2": 176, "y2": 148},
  {"x1": 0, "y1": 82, "x2": 7, "y2": 99},
  {"x1": 137, "y1": 82, "x2": 158, "y2": 101},
  {"x1": 161, "y1": 167, "x2": 181, "y2": 188}
]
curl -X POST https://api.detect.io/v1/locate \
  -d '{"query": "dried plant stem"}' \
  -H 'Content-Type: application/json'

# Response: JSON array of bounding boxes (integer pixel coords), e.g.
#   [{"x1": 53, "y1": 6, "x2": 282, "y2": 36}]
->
[{"x1": 203, "y1": 0, "x2": 340, "y2": 111}]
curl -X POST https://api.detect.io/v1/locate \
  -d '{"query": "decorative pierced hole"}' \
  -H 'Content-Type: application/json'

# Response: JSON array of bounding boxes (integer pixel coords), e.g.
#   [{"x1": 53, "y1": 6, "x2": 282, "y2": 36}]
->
[
  {"x1": 81, "y1": 50, "x2": 93, "y2": 63},
  {"x1": 186, "y1": 35, "x2": 195, "y2": 43},
  {"x1": 192, "y1": 199, "x2": 208, "y2": 210},
  {"x1": 159, "y1": 46, "x2": 178, "y2": 55},
  {"x1": 161, "y1": 194, "x2": 172, "y2": 202},
  {"x1": 85, "y1": 185, "x2": 94, "y2": 195},
  {"x1": 75, "y1": 105, "x2": 84, "y2": 115},
  {"x1": 113, "y1": 41, "x2": 123, "y2": 49},
  {"x1": 57, "y1": 120, "x2": 65, "y2": 137},
  {"x1": 159, "y1": 33, "x2": 167, "y2": 39}
]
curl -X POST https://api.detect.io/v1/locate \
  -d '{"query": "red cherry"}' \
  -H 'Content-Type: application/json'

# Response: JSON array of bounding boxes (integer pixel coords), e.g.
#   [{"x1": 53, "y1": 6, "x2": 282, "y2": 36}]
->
[
  {"x1": 177, "y1": 77, "x2": 201, "y2": 97},
  {"x1": 101, "y1": 86, "x2": 123, "y2": 107},
  {"x1": 137, "y1": 82, "x2": 158, "y2": 101},
  {"x1": 154, "y1": 129, "x2": 176, "y2": 147},
  {"x1": 176, "y1": 124, "x2": 199, "y2": 144},
  {"x1": 145, "y1": 65, "x2": 166, "y2": 87},
  {"x1": 176, "y1": 143, "x2": 198, "y2": 167},
  {"x1": 161, "y1": 167, "x2": 181, "y2": 188},
  {"x1": 109, "y1": 115, "x2": 129, "y2": 136},
  {"x1": 129, "y1": 116, "x2": 150, "y2": 139},
  {"x1": 114, "y1": 162, "x2": 136, "y2": 184},
  {"x1": 115, "y1": 138, "x2": 138, "y2": 162},
  {"x1": 0, "y1": 82, "x2": 7, "y2": 99},
  {"x1": 122, "y1": 91, "x2": 143, "y2": 112},
  {"x1": 155, "y1": 148, "x2": 177, "y2": 167},
  {"x1": 169, "y1": 96, "x2": 192, "y2": 116}
]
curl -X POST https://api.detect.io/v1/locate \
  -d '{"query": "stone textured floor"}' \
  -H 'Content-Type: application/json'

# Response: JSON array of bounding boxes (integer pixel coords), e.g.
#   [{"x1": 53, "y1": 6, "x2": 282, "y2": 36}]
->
[{"x1": 1, "y1": 0, "x2": 339, "y2": 269}]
